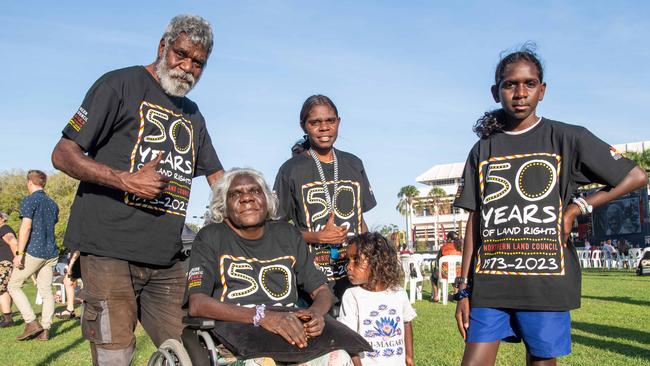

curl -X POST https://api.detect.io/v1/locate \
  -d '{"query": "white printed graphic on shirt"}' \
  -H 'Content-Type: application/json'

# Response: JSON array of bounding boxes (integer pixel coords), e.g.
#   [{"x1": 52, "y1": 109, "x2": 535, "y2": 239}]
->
[
  {"x1": 338, "y1": 288, "x2": 415, "y2": 366},
  {"x1": 218, "y1": 255, "x2": 296, "y2": 306},
  {"x1": 125, "y1": 101, "x2": 196, "y2": 216},
  {"x1": 477, "y1": 153, "x2": 565, "y2": 276}
]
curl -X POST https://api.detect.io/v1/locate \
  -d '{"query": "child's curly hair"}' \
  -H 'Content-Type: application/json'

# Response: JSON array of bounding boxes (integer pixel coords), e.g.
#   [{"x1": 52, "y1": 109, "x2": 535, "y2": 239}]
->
[{"x1": 348, "y1": 232, "x2": 403, "y2": 290}]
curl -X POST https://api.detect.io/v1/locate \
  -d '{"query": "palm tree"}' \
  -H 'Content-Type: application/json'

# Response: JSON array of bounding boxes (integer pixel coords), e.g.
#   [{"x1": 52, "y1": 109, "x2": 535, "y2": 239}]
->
[
  {"x1": 376, "y1": 224, "x2": 401, "y2": 245},
  {"x1": 428, "y1": 187, "x2": 447, "y2": 248},
  {"x1": 625, "y1": 149, "x2": 650, "y2": 172},
  {"x1": 396, "y1": 185, "x2": 420, "y2": 246}
]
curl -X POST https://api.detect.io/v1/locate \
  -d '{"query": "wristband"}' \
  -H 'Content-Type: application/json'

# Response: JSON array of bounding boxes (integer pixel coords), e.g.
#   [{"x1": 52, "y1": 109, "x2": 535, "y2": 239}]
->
[
  {"x1": 253, "y1": 304, "x2": 266, "y2": 327},
  {"x1": 578, "y1": 197, "x2": 592, "y2": 213},
  {"x1": 571, "y1": 198, "x2": 586, "y2": 215},
  {"x1": 572, "y1": 197, "x2": 592, "y2": 215},
  {"x1": 15, "y1": 251, "x2": 24, "y2": 256},
  {"x1": 452, "y1": 287, "x2": 472, "y2": 301},
  {"x1": 454, "y1": 277, "x2": 469, "y2": 289}
]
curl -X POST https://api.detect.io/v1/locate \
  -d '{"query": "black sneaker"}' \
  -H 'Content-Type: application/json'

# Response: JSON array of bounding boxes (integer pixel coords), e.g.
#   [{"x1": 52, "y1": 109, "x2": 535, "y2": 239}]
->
[{"x1": 0, "y1": 318, "x2": 14, "y2": 327}]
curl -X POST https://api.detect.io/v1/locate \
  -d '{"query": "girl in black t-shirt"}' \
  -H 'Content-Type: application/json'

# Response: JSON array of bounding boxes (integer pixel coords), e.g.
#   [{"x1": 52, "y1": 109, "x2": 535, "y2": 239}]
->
[
  {"x1": 453, "y1": 45, "x2": 647, "y2": 366},
  {"x1": 273, "y1": 95, "x2": 377, "y2": 309}
]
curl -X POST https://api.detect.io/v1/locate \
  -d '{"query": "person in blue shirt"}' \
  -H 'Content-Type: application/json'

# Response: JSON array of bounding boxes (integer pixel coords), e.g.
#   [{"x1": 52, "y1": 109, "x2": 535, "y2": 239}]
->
[{"x1": 7, "y1": 170, "x2": 59, "y2": 341}]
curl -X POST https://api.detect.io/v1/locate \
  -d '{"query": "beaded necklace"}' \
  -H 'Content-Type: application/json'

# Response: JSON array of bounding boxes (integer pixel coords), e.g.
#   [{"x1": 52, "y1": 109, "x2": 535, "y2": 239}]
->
[
  {"x1": 309, "y1": 148, "x2": 343, "y2": 255},
  {"x1": 308, "y1": 148, "x2": 339, "y2": 214}
]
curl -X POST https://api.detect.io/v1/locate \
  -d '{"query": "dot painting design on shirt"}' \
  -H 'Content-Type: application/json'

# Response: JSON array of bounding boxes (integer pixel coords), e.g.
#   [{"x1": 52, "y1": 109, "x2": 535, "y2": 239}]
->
[
  {"x1": 476, "y1": 152, "x2": 565, "y2": 276},
  {"x1": 219, "y1": 255, "x2": 296, "y2": 304},
  {"x1": 125, "y1": 101, "x2": 196, "y2": 217},
  {"x1": 302, "y1": 179, "x2": 363, "y2": 281}
]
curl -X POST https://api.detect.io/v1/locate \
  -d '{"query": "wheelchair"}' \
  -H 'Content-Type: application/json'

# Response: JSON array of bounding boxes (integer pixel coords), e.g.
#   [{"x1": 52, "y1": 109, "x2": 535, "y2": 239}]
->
[
  {"x1": 148, "y1": 317, "x2": 228, "y2": 366},
  {"x1": 148, "y1": 310, "x2": 350, "y2": 366}
]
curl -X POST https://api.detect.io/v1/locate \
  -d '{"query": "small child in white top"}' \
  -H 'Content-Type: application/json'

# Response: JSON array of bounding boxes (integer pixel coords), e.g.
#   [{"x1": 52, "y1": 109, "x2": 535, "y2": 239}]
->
[{"x1": 337, "y1": 232, "x2": 416, "y2": 366}]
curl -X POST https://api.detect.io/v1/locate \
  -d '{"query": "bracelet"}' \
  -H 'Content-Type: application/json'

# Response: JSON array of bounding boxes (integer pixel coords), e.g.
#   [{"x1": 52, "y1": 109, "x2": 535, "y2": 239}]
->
[
  {"x1": 454, "y1": 277, "x2": 469, "y2": 289},
  {"x1": 253, "y1": 304, "x2": 266, "y2": 327},
  {"x1": 14, "y1": 251, "x2": 25, "y2": 256},
  {"x1": 572, "y1": 198, "x2": 587, "y2": 215},
  {"x1": 572, "y1": 197, "x2": 592, "y2": 215},
  {"x1": 452, "y1": 287, "x2": 472, "y2": 301}
]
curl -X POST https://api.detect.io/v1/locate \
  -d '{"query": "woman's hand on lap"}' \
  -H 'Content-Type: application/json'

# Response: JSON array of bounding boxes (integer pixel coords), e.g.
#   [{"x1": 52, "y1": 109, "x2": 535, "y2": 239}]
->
[
  {"x1": 260, "y1": 310, "x2": 308, "y2": 348},
  {"x1": 295, "y1": 308, "x2": 325, "y2": 338}
]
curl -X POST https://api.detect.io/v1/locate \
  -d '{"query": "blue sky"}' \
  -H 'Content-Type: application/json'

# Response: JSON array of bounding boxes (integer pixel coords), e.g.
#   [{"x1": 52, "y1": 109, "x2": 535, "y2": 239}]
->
[{"x1": 1, "y1": 1, "x2": 648, "y2": 230}]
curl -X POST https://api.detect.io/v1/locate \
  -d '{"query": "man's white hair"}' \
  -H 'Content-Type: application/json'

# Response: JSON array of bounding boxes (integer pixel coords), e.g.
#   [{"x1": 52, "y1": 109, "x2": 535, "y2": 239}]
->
[
  {"x1": 162, "y1": 14, "x2": 213, "y2": 57},
  {"x1": 210, "y1": 168, "x2": 279, "y2": 223}
]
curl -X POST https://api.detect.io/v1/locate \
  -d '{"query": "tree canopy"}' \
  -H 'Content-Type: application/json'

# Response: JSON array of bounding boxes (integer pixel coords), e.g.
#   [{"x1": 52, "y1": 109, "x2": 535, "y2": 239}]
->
[{"x1": 625, "y1": 149, "x2": 650, "y2": 172}]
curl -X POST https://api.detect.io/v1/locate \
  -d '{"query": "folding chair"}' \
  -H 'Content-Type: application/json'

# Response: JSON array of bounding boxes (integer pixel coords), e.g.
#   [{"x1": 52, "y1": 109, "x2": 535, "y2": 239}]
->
[
  {"x1": 591, "y1": 250, "x2": 602, "y2": 268},
  {"x1": 407, "y1": 255, "x2": 424, "y2": 304},
  {"x1": 437, "y1": 255, "x2": 462, "y2": 305},
  {"x1": 577, "y1": 249, "x2": 591, "y2": 268}
]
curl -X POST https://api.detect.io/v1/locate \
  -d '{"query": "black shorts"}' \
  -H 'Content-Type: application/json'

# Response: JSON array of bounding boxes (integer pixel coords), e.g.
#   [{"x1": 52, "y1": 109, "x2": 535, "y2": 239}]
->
[{"x1": 68, "y1": 258, "x2": 81, "y2": 280}]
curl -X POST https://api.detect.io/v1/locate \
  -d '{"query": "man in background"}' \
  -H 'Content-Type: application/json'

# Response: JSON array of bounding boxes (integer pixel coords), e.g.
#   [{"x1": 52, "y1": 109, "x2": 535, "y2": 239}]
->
[{"x1": 8, "y1": 170, "x2": 59, "y2": 341}]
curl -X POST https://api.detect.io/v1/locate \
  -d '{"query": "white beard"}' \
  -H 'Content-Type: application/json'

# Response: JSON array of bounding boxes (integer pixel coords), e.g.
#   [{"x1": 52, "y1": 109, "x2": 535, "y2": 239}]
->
[{"x1": 155, "y1": 52, "x2": 197, "y2": 97}]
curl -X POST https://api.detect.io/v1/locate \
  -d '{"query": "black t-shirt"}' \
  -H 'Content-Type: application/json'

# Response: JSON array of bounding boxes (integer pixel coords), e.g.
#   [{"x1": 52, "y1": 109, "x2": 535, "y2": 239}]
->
[
  {"x1": 186, "y1": 221, "x2": 327, "y2": 307},
  {"x1": 454, "y1": 118, "x2": 636, "y2": 310},
  {"x1": 62, "y1": 66, "x2": 222, "y2": 266},
  {"x1": 0, "y1": 224, "x2": 16, "y2": 262},
  {"x1": 273, "y1": 149, "x2": 377, "y2": 281}
]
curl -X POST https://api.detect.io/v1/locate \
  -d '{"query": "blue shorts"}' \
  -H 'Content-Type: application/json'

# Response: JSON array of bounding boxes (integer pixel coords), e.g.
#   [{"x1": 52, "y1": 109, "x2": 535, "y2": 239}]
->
[{"x1": 466, "y1": 307, "x2": 571, "y2": 358}]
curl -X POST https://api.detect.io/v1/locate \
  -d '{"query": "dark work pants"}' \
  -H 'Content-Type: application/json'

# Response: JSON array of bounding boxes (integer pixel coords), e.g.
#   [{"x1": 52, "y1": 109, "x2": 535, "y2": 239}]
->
[{"x1": 80, "y1": 254, "x2": 185, "y2": 365}]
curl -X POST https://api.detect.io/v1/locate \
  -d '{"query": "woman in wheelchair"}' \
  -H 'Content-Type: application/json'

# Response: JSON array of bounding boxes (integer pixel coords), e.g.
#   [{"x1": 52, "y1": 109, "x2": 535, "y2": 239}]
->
[{"x1": 157, "y1": 168, "x2": 363, "y2": 366}]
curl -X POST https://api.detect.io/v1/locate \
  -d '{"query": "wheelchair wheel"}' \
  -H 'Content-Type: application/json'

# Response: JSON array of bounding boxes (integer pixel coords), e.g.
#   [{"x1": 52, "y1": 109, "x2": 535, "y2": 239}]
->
[
  {"x1": 148, "y1": 339, "x2": 193, "y2": 366},
  {"x1": 197, "y1": 330, "x2": 220, "y2": 365}
]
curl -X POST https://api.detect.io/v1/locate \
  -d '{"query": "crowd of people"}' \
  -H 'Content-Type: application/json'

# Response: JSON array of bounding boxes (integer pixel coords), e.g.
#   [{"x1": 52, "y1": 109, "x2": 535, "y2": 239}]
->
[
  {"x1": 579, "y1": 238, "x2": 637, "y2": 269},
  {"x1": 1, "y1": 13, "x2": 647, "y2": 366}
]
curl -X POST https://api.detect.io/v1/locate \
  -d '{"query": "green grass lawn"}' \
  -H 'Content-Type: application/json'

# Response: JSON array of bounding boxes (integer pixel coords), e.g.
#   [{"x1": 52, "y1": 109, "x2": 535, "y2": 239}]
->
[
  {"x1": 412, "y1": 269, "x2": 650, "y2": 365},
  {"x1": 1, "y1": 269, "x2": 648, "y2": 365}
]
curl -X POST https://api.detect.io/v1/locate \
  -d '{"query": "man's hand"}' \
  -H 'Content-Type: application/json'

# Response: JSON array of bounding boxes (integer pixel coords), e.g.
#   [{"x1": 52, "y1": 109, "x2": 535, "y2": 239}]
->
[
  {"x1": 294, "y1": 308, "x2": 325, "y2": 338},
  {"x1": 562, "y1": 203, "x2": 581, "y2": 244},
  {"x1": 119, "y1": 153, "x2": 169, "y2": 200},
  {"x1": 259, "y1": 311, "x2": 309, "y2": 348},
  {"x1": 13, "y1": 254, "x2": 24, "y2": 269},
  {"x1": 315, "y1": 212, "x2": 348, "y2": 244},
  {"x1": 455, "y1": 297, "x2": 470, "y2": 340}
]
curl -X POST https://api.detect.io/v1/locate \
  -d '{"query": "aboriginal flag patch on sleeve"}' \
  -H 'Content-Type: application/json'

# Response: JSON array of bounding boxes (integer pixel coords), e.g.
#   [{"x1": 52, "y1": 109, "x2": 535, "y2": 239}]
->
[{"x1": 68, "y1": 106, "x2": 88, "y2": 132}]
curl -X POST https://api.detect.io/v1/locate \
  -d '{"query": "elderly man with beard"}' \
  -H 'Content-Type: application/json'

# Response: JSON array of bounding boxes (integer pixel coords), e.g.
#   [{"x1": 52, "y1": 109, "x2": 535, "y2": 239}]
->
[{"x1": 51, "y1": 14, "x2": 223, "y2": 365}]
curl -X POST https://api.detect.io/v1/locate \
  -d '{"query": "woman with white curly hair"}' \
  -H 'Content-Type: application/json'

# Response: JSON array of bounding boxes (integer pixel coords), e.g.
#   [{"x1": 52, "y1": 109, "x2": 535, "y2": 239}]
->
[{"x1": 186, "y1": 168, "x2": 366, "y2": 365}]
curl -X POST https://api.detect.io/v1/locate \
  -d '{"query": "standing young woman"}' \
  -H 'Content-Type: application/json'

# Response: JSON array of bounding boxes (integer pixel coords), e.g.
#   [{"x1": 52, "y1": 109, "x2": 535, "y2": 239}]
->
[
  {"x1": 0, "y1": 212, "x2": 18, "y2": 327},
  {"x1": 274, "y1": 95, "x2": 376, "y2": 310},
  {"x1": 453, "y1": 46, "x2": 647, "y2": 366}
]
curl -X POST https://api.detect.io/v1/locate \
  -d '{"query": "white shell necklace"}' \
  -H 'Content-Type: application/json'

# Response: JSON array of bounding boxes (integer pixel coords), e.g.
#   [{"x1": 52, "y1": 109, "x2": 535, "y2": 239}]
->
[{"x1": 309, "y1": 148, "x2": 339, "y2": 214}]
